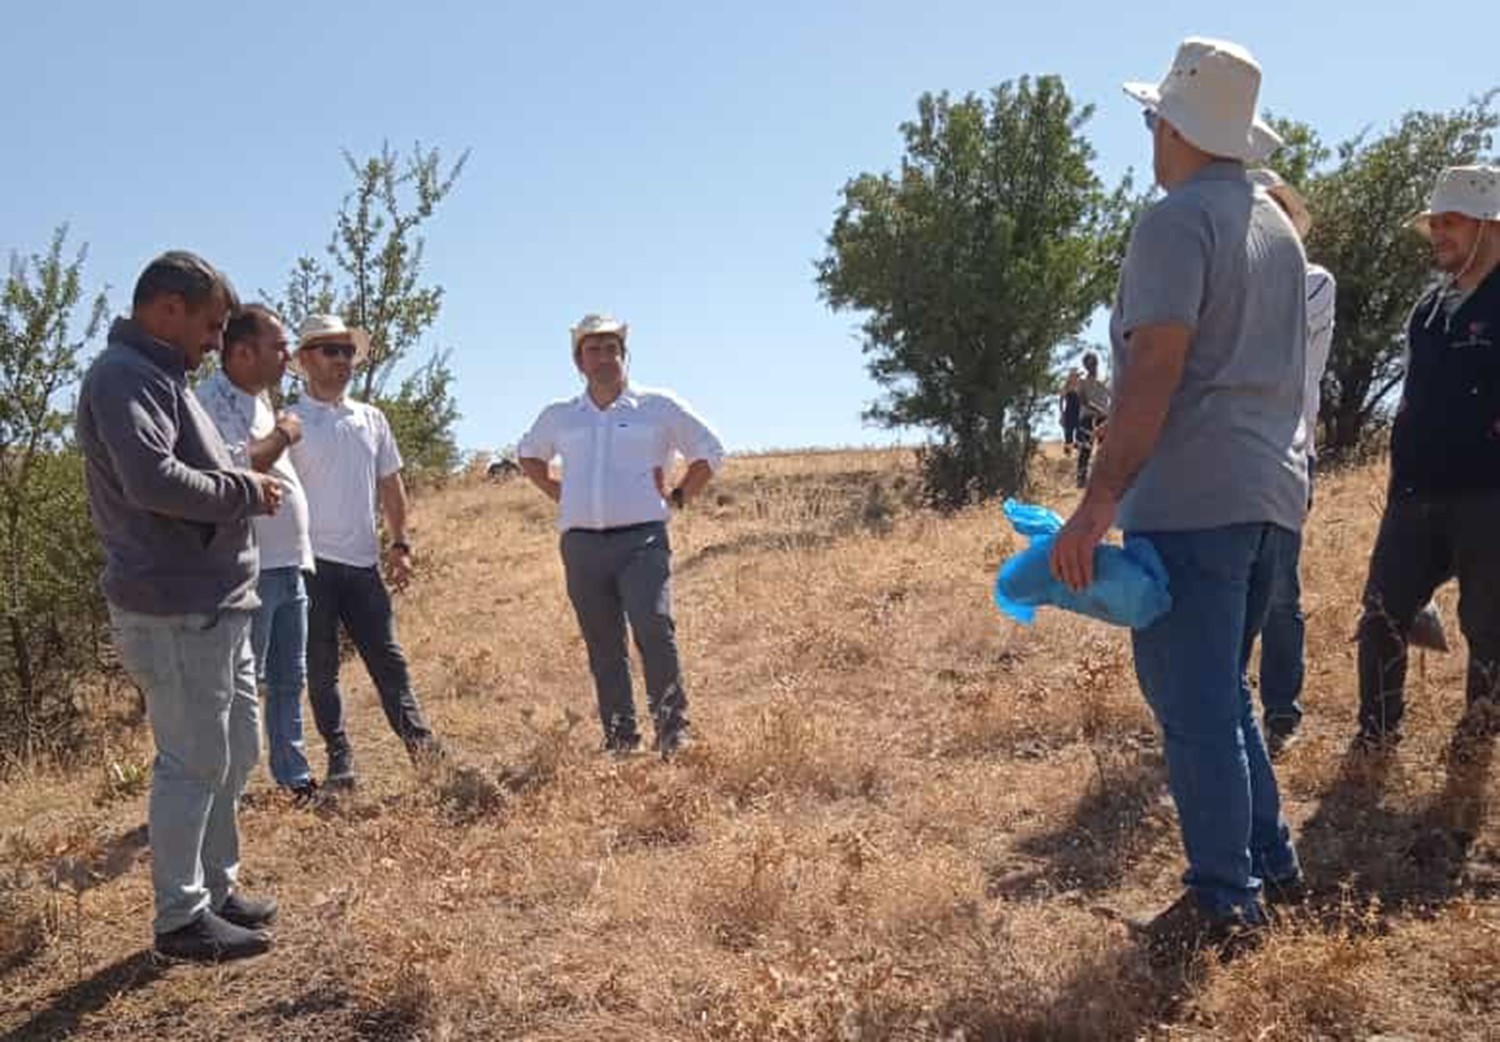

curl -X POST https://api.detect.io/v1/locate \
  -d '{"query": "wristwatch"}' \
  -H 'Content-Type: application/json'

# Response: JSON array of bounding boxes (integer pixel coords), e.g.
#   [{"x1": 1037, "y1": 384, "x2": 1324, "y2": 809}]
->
[{"x1": 391, "y1": 540, "x2": 413, "y2": 554}]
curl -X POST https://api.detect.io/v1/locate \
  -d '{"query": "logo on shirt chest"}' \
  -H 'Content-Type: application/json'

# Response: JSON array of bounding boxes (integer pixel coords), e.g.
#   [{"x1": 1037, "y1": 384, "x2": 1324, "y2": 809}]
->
[{"x1": 1453, "y1": 321, "x2": 1493, "y2": 349}]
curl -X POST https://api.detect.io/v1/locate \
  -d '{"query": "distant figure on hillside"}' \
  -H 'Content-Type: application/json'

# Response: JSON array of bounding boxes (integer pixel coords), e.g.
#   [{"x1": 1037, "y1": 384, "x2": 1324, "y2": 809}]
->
[
  {"x1": 1248, "y1": 168, "x2": 1337, "y2": 758},
  {"x1": 198, "y1": 305, "x2": 319, "y2": 802},
  {"x1": 77, "y1": 251, "x2": 282, "y2": 962},
  {"x1": 518, "y1": 313, "x2": 724, "y2": 759},
  {"x1": 288, "y1": 315, "x2": 443, "y2": 789},
  {"x1": 1355, "y1": 165, "x2": 1500, "y2": 748},
  {"x1": 1074, "y1": 352, "x2": 1112, "y2": 488},
  {"x1": 1049, "y1": 38, "x2": 1307, "y2": 958},
  {"x1": 1060, "y1": 370, "x2": 1083, "y2": 455}
]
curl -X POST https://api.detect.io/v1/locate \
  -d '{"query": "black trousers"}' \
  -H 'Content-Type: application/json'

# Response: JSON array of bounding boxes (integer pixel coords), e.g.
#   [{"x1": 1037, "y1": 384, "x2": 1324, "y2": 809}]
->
[{"x1": 1357, "y1": 491, "x2": 1500, "y2": 736}]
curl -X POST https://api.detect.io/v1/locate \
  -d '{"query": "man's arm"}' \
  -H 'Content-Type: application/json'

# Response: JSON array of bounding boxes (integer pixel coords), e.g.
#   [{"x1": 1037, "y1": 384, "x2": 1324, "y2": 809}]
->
[
  {"x1": 92, "y1": 380, "x2": 276, "y2": 521},
  {"x1": 246, "y1": 414, "x2": 302, "y2": 473},
  {"x1": 519, "y1": 457, "x2": 561, "y2": 502},
  {"x1": 378, "y1": 471, "x2": 413, "y2": 588},
  {"x1": 670, "y1": 459, "x2": 714, "y2": 507},
  {"x1": 1049, "y1": 323, "x2": 1191, "y2": 591}
]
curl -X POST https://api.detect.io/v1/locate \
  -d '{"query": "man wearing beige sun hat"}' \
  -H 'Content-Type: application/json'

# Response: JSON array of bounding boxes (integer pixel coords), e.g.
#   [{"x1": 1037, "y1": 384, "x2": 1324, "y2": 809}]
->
[
  {"x1": 1356, "y1": 164, "x2": 1500, "y2": 749},
  {"x1": 1050, "y1": 36, "x2": 1308, "y2": 957}
]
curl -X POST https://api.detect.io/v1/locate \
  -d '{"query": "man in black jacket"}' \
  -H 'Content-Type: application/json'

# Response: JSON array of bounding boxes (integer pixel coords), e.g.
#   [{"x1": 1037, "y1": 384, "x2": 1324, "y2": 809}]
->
[{"x1": 1357, "y1": 165, "x2": 1500, "y2": 745}]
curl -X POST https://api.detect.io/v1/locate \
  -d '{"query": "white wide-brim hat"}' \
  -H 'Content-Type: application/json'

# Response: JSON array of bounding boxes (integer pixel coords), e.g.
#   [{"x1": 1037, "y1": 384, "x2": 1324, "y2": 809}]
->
[
  {"x1": 1411, "y1": 165, "x2": 1500, "y2": 240},
  {"x1": 1124, "y1": 37, "x2": 1282, "y2": 163},
  {"x1": 570, "y1": 313, "x2": 629, "y2": 352},
  {"x1": 292, "y1": 313, "x2": 371, "y2": 372},
  {"x1": 1248, "y1": 167, "x2": 1312, "y2": 237}
]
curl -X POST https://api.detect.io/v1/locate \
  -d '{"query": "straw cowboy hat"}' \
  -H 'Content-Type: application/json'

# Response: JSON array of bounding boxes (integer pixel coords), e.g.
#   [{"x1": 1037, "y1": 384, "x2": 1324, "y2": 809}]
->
[
  {"x1": 1249, "y1": 168, "x2": 1313, "y2": 238},
  {"x1": 570, "y1": 313, "x2": 629, "y2": 352},
  {"x1": 293, "y1": 314, "x2": 371, "y2": 371},
  {"x1": 1411, "y1": 165, "x2": 1500, "y2": 240},
  {"x1": 1124, "y1": 37, "x2": 1282, "y2": 163}
]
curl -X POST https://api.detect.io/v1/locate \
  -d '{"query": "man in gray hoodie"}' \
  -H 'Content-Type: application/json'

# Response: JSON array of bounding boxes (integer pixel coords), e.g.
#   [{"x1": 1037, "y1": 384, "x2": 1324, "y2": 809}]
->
[{"x1": 77, "y1": 251, "x2": 284, "y2": 962}]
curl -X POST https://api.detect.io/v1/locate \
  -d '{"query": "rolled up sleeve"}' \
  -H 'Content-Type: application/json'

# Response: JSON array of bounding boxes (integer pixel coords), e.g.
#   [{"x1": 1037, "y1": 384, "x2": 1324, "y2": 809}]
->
[
  {"x1": 665, "y1": 395, "x2": 725, "y2": 472},
  {"x1": 517, "y1": 405, "x2": 560, "y2": 462}
]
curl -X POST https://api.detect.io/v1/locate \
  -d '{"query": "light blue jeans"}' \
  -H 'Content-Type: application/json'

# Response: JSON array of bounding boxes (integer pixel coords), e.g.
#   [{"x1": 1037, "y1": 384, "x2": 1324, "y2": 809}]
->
[
  {"x1": 109, "y1": 605, "x2": 259, "y2": 934},
  {"x1": 251, "y1": 567, "x2": 312, "y2": 787}
]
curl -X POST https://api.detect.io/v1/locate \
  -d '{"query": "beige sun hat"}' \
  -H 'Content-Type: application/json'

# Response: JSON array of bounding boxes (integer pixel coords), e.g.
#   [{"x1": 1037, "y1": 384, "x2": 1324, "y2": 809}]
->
[
  {"x1": 570, "y1": 313, "x2": 629, "y2": 352},
  {"x1": 1125, "y1": 37, "x2": 1282, "y2": 163},
  {"x1": 1411, "y1": 165, "x2": 1500, "y2": 240},
  {"x1": 1249, "y1": 168, "x2": 1313, "y2": 237},
  {"x1": 293, "y1": 314, "x2": 371, "y2": 369}
]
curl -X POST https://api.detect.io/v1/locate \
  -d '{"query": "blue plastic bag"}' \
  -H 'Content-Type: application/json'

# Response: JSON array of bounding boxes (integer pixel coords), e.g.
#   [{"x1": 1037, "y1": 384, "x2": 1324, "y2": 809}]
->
[{"x1": 993, "y1": 499, "x2": 1172, "y2": 629}]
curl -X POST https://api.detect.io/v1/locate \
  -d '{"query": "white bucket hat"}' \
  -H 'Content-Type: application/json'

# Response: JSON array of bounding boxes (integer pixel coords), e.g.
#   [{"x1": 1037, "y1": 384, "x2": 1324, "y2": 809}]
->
[
  {"x1": 570, "y1": 313, "x2": 629, "y2": 352},
  {"x1": 1411, "y1": 165, "x2": 1500, "y2": 240},
  {"x1": 293, "y1": 314, "x2": 371, "y2": 369},
  {"x1": 1249, "y1": 168, "x2": 1312, "y2": 237},
  {"x1": 1125, "y1": 37, "x2": 1282, "y2": 163}
]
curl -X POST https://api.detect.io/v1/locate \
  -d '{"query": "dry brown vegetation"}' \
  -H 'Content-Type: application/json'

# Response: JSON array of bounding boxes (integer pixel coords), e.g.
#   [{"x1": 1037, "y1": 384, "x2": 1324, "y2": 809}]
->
[{"x1": 1, "y1": 448, "x2": 1497, "y2": 1040}]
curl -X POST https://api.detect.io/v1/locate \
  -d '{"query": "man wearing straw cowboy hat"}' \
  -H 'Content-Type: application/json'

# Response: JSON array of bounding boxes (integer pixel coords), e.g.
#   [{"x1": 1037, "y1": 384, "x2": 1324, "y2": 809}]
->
[
  {"x1": 288, "y1": 314, "x2": 442, "y2": 788},
  {"x1": 518, "y1": 314, "x2": 724, "y2": 759},
  {"x1": 1246, "y1": 167, "x2": 1337, "y2": 758},
  {"x1": 1356, "y1": 164, "x2": 1500, "y2": 747},
  {"x1": 1050, "y1": 38, "x2": 1307, "y2": 955}
]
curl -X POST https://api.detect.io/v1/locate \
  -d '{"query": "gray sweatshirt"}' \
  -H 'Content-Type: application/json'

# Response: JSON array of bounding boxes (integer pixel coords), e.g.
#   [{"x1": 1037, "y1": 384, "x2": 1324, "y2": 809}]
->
[{"x1": 77, "y1": 319, "x2": 269, "y2": 616}]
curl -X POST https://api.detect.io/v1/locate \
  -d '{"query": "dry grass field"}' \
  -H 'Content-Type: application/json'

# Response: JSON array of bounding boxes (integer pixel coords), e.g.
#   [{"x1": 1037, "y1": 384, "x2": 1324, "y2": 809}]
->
[{"x1": 1, "y1": 448, "x2": 1497, "y2": 1040}]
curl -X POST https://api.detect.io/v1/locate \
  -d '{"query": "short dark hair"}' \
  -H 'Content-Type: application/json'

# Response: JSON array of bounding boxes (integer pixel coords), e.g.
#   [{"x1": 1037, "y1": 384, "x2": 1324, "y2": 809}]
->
[
  {"x1": 1082, "y1": 352, "x2": 1099, "y2": 372},
  {"x1": 223, "y1": 303, "x2": 283, "y2": 355},
  {"x1": 131, "y1": 250, "x2": 240, "y2": 313}
]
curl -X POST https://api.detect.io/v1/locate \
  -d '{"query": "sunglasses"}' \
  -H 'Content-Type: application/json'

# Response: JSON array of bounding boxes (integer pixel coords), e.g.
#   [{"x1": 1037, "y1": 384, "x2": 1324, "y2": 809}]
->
[
  {"x1": 312, "y1": 342, "x2": 356, "y2": 360},
  {"x1": 1142, "y1": 109, "x2": 1159, "y2": 132}
]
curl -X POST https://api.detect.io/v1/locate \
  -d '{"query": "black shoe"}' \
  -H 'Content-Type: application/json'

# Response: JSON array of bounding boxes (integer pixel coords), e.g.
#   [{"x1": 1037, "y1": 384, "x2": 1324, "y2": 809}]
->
[
  {"x1": 407, "y1": 736, "x2": 447, "y2": 769},
  {"x1": 1129, "y1": 891, "x2": 1264, "y2": 963},
  {"x1": 1265, "y1": 725, "x2": 1300, "y2": 761},
  {"x1": 656, "y1": 727, "x2": 695, "y2": 761},
  {"x1": 601, "y1": 733, "x2": 642, "y2": 757},
  {"x1": 1263, "y1": 873, "x2": 1307, "y2": 909},
  {"x1": 216, "y1": 892, "x2": 278, "y2": 930},
  {"x1": 281, "y1": 779, "x2": 320, "y2": 806},
  {"x1": 1352, "y1": 729, "x2": 1401, "y2": 755},
  {"x1": 155, "y1": 910, "x2": 271, "y2": 963},
  {"x1": 326, "y1": 749, "x2": 356, "y2": 790}
]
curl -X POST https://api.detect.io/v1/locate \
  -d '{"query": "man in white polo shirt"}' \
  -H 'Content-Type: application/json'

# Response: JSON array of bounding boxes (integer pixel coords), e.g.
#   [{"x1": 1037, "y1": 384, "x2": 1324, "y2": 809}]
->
[
  {"x1": 519, "y1": 313, "x2": 724, "y2": 758},
  {"x1": 197, "y1": 304, "x2": 318, "y2": 801},
  {"x1": 288, "y1": 315, "x2": 440, "y2": 787}
]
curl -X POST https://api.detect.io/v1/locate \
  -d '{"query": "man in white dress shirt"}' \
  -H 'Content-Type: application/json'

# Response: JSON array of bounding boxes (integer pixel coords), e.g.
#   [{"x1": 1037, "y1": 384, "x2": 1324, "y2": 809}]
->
[
  {"x1": 197, "y1": 304, "x2": 319, "y2": 800},
  {"x1": 519, "y1": 314, "x2": 725, "y2": 757},
  {"x1": 288, "y1": 315, "x2": 440, "y2": 787}
]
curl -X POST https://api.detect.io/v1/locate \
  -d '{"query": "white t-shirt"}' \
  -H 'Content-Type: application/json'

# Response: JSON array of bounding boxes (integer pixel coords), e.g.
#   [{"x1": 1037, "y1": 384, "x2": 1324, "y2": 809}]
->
[
  {"x1": 195, "y1": 370, "x2": 314, "y2": 572},
  {"x1": 1303, "y1": 264, "x2": 1337, "y2": 458},
  {"x1": 518, "y1": 384, "x2": 725, "y2": 532},
  {"x1": 288, "y1": 395, "x2": 402, "y2": 568}
]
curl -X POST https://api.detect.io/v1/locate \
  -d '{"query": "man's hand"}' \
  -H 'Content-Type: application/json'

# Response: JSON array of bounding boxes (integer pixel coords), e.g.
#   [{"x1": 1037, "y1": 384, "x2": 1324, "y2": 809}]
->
[
  {"x1": 254, "y1": 473, "x2": 284, "y2": 516},
  {"x1": 1049, "y1": 493, "x2": 1117, "y2": 592},
  {"x1": 274, "y1": 412, "x2": 302, "y2": 446},
  {"x1": 385, "y1": 544, "x2": 413, "y2": 591}
]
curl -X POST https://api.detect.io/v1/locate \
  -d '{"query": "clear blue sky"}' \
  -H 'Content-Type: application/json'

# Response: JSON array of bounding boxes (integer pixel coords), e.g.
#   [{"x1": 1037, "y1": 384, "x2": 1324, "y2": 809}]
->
[{"x1": 3, "y1": 1, "x2": 1494, "y2": 453}]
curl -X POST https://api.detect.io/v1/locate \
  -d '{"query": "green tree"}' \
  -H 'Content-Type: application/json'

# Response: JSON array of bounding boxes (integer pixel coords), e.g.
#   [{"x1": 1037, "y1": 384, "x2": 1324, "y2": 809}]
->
[
  {"x1": 817, "y1": 77, "x2": 1135, "y2": 505},
  {"x1": 275, "y1": 143, "x2": 469, "y2": 481},
  {"x1": 0, "y1": 227, "x2": 108, "y2": 760},
  {"x1": 1267, "y1": 92, "x2": 1498, "y2": 457}
]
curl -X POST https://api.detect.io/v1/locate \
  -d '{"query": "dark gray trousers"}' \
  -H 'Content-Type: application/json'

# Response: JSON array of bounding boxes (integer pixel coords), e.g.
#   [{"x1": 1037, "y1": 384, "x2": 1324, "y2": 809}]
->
[{"x1": 561, "y1": 522, "x2": 688, "y2": 745}]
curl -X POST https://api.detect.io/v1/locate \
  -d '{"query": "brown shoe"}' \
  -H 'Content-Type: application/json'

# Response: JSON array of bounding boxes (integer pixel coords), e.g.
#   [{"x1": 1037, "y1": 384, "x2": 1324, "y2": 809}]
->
[{"x1": 1129, "y1": 891, "x2": 1264, "y2": 963}]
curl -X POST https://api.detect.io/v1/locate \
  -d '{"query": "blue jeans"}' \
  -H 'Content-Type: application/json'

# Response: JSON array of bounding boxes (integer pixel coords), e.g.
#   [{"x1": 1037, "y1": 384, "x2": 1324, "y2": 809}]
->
[
  {"x1": 1129, "y1": 524, "x2": 1301, "y2": 920},
  {"x1": 1257, "y1": 529, "x2": 1305, "y2": 733},
  {"x1": 251, "y1": 567, "x2": 312, "y2": 787},
  {"x1": 108, "y1": 605, "x2": 259, "y2": 934}
]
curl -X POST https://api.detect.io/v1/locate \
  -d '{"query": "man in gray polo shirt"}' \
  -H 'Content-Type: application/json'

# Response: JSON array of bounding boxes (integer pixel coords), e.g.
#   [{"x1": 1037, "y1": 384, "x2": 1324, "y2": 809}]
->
[{"x1": 1051, "y1": 38, "x2": 1307, "y2": 956}]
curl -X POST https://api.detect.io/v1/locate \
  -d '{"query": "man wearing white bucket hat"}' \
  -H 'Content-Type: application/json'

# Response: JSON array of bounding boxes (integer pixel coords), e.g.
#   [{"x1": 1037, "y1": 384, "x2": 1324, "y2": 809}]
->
[
  {"x1": 1356, "y1": 164, "x2": 1500, "y2": 746},
  {"x1": 1051, "y1": 37, "x2": 1307, "y2": 955},
  {"x1": 1247, "y1": 168, "x2": 1337, "y2": 757},
  {"x1": 288, "y1": 315, "x2": 442, "y2": 787},
  {"x1": 518, "y1": 314, "x2": 724, "y2": 758}
]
